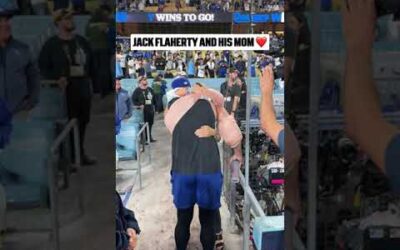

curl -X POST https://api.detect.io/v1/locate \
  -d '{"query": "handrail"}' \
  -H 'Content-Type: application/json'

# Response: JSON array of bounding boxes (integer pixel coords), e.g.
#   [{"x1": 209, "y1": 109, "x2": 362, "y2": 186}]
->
[
  {"x1": 239, "y1": 171, "x2": 266, "y2": 218},
  {"x1": 135, "y1": 122, "x2": 151, "y2": 189},
  {"x1": 47, "y1": 118, "x2": 82, "y2": 250}
]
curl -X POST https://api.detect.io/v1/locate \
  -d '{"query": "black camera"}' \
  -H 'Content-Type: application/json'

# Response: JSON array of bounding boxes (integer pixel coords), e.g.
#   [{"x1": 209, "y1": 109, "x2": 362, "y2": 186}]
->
[{"x1": 376, "y1": 0, "x2": 400, "y2": 19}]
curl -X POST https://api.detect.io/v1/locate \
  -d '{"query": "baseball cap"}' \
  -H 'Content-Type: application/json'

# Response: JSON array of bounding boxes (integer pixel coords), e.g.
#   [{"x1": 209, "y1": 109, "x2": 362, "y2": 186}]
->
[
  {"x1": 0, "y1": 2, "x2": 18, "y2": 17},
  {"x1": 171, "y1": 76, "x2": 191, "y2": 89},
  {"x1": 53, "y1": 9, "x2": 73, "y2": 23}
]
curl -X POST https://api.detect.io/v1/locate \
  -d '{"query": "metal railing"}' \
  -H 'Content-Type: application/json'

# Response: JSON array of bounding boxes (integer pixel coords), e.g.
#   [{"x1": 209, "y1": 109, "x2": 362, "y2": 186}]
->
[
  {"x1": 47, "y1": 118, "x2": 83, "y2": 250},
  {"x1": 135, "y1": 122, "x2": 152, "y2": 189}
]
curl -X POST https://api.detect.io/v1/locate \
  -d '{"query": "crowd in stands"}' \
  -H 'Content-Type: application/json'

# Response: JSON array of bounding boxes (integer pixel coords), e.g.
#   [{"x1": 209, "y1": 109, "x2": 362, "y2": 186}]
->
[
  {"x1": 116, "y1": 33, "x2": 284, "y2": 80},
  {"x1": 10, "y1": 0, "x2": 114, "y2": 15},
  {"x1": 116, "y1": 0, "x2": 284, "y2": 12}
]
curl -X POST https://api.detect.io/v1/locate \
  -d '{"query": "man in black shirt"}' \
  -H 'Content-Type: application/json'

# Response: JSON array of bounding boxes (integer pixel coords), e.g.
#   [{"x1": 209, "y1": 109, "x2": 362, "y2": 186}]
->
[
  {"x1": 39, "y1": 9, "x2": 96, "y2": 165},
  {"x1": 220, "y1": 68, "x2": 241, "y2": 116},
  {"x1": 132, "y1": 76, "x2": 156, "y2": 142},
  {"x1": 235, "y1": 77, "x2": 247, "y2": 122},
  {"x1": 154, "y1": 53, "x2": 166, "y2": 77}
]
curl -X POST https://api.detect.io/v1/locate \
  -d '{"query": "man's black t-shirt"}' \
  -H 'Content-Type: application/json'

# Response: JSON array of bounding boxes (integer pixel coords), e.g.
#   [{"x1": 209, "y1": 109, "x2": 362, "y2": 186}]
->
[
  {"x1": 169, "y1": 98, "x2": 220, "y2": 175},
  {"x1": 220, "y1": 81, "x2": 241, "y2": 114}
]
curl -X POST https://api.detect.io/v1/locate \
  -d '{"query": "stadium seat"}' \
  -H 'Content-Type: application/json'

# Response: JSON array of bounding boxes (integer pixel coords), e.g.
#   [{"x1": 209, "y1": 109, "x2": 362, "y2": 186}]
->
[
  {"x1": 116, "y1": 122, "x2": 140, "y2": 160},
  {"x1": 31, "y1": 87, "x2": 67, "y2": 121},
  {"x1": 0, "y1": 120, "x2": 56, "y2": 207},
  {"x1": 120, "y1": 78, "x2": 138, "y2": 96}
]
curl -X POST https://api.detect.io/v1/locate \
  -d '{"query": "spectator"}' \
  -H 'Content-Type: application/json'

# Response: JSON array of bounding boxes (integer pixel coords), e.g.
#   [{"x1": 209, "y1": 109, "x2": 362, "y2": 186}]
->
[
  {"x1": 152, "y1": 74, "x2": 167, "y2": 113},
  {"x1": 115, "y1": 77, "x2": 132, "y2": 128},
  {"x1": 127, "y1": 55, "x2": 136, "y2": 78},
  {"x1": 166, "y1": 54, "x2": 175, "y2": 72},
  {"x1": 132, "y1": 76, "x2": 156, "y2": 142},
  {"x1": 217, "y1": 57, "x2": 229, "y2": 78},
  {"x1": 115, "y1": 192, "x2": 141, "y2": 250},
  {"x1": 86, "y1": 5, "x2": 112, "y2": 97},
  {"x1": 0, "y1": 6, "x2": 40, "y2": 115},
  {"x1": 187, "y1": 56, "x2": 195, "y2": 78},
  {"x1": 39, "y1": 9, "x2": 96, "y2": 165},
  {"x1": 220, "y1": 68, "x2": 240, "y2": 115},
  {"x1": 136, "y1": 60, "x2": 146, "y2": 78},
  {"x1": 197, "y1": 59, "x2": 206, "y2": 78},
  {"x1": 235, "y1": 77, "x2": 247, "y2": 121},
  {"x1": 154, "y1": 53, "x2": 166, "y2": 77},
  {"x1": 117, "y1": 49, "x2": 128, "y2": 78},
  {"x1": 234, "y1": 55, "x2": 246, "y2": 77},
  {"x1": 206, "y1": 59, "x2": 216, "y2": 78}
]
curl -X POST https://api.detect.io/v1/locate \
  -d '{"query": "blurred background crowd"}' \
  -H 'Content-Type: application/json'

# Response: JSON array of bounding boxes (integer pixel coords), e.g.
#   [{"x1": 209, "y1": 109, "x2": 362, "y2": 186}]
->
[{"x1": 116, "y1": 0, "x2": 284, "y2": 13}]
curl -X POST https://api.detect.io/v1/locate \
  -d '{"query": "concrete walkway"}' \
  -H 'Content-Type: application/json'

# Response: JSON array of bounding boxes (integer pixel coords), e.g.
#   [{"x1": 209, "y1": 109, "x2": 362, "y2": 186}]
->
[{"x1": 117, "y1": 113, "x2": 243, "y2": 250}]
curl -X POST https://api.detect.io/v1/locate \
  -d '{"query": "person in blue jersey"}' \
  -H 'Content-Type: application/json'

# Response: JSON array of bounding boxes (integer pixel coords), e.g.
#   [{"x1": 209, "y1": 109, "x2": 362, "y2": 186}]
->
[
  {"x1": 342, "y1": 0, "x2": 400, "y2": 193},
  {"x1": 187, "y1": 55, "x2": 196, "y2": 78},
  {"x1": 217, "y1": 58, "x2": 229, "y2": 78},
  {"x1": 165, "y1": 77, "x2": 242, "y2": 250}
]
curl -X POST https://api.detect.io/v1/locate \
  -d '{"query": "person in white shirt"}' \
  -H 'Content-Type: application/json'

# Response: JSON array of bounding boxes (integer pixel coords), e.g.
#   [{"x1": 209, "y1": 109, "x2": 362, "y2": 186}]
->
[
  {"x1": 197, "y1": 59, "x2": 206, "y2": 78},
  {"x1": 207, "y1": 60, "x2": 216, "y2": 78},
  {"x1": 127, "y1": 57, "x2": 136, "y2": 78}
]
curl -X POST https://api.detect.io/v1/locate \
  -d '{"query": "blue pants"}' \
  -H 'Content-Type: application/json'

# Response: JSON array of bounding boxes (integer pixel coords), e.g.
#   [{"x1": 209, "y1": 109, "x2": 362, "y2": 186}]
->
[{"x1": 171, "y1": 171, "x2": 223, "y2": 210}]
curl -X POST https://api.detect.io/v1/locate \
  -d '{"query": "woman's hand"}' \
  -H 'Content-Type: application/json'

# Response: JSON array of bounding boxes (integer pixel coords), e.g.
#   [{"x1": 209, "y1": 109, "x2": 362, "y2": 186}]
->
[{"x1": 195, "y1": 125, "x2": 216, "y2": 138}]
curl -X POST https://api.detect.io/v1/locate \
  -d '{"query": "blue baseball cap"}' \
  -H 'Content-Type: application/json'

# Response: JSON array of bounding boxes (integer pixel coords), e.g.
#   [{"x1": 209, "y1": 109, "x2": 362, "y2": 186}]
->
[
  {"x1": 171, "y1": 77, "x2": 191, "y2": 89},
  {"x1": 0, "y1": 2, "x2": 18, "y2": 17}
]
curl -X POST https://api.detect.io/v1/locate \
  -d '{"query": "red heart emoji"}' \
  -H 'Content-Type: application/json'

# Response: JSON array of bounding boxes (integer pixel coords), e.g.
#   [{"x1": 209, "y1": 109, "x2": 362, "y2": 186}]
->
[{"x1": 256, "y1": 37, "x2": 267, "y2": 47}]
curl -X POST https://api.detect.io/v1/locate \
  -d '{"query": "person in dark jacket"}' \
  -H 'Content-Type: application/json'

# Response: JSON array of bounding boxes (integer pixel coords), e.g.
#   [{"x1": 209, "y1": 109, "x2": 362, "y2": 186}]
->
[
  {"x1": 115, "y1": 192, "x2": 140, "y2": 250},
  {"x1": 39, "y1": 9, "x2": 96, "y2": 165},
  {"x1": 115, "y1": 77, "x2": 132, "y2": 135},
  {"x1": 0, "y1": 5, "x2": 40, "y2": 115},
  {"x1": 132, "y1": 76, "x2": 156, "y2": 142}
]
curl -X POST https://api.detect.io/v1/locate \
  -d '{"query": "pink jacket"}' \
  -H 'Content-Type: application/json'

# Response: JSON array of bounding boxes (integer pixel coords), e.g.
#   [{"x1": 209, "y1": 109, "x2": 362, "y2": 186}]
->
[{"x1": 164, "y1": 88, "x2": 242, "y2": 148}]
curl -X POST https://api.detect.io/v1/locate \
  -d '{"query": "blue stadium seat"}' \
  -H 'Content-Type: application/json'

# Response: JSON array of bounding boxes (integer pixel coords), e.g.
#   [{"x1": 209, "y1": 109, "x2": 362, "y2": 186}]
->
[
  {"x1": 11, "y1": 16, "x2": 51, "y2": 37},
  {"x1": 0, "y1": 120, "x2": 56, "y2": 206},
  {"x1": 116, "y1": 122, "x2": 140, "y2": 160},
  {"x1": 31, "y1": 87, "x2": 67, "y2": 121},
  {"x1": 120, "y1": 78, "x2": 138, "y2": 96}
]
